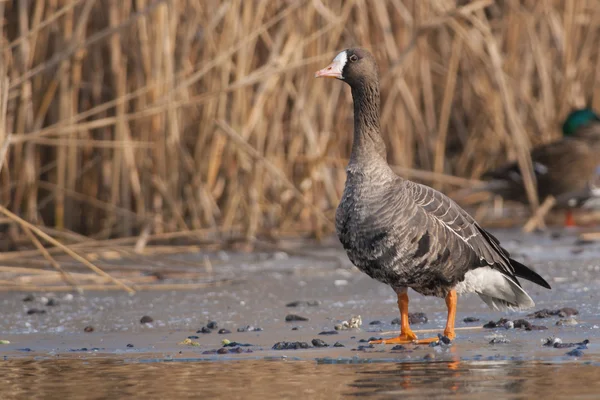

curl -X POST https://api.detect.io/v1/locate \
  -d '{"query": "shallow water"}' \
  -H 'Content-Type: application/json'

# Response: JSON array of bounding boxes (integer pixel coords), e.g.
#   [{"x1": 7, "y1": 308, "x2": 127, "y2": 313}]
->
[
  {"x1": 1, "y1": 228, "x2": 600, "y2": 398},
  {"x1": 2, "y1": 357, "x2": 600, "y2": 399}
]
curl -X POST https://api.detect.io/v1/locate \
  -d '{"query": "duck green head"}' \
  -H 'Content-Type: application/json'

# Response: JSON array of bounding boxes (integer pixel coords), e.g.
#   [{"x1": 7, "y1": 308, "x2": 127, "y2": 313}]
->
[{"x1": 562, "y1": 108, "x2": 600, "y2": 136}]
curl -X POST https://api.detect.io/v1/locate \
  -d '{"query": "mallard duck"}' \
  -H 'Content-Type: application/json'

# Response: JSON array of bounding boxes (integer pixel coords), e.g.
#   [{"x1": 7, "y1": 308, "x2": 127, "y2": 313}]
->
[
  {"x1": 315, "y1": 48, "x2": 551, "y2": 344},
  {"x1": 554, "y1": 164, "x2": 600, "y2": 211},
  {"x1": 481, "y1": 108, "x2": 600, "y2": 225}
]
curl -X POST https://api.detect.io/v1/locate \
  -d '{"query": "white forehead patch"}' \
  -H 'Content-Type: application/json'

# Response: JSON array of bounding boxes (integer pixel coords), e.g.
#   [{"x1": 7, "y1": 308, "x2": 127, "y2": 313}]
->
[{"x1": 332, "y1": 51, "x2": 348, "y2": 77}]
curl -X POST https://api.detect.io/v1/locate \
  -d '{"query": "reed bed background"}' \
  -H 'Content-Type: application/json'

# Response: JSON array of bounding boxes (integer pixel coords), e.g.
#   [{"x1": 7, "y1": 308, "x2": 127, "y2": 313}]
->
[{"x1": 1, "y1": 0, "x2": 600, "y2": 254}]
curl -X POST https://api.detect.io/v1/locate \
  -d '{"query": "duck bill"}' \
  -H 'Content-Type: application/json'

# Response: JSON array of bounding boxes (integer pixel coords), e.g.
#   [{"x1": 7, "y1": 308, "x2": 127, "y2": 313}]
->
[{"x1": 315, "y1": 60, "x2": 344, "y2": 79}]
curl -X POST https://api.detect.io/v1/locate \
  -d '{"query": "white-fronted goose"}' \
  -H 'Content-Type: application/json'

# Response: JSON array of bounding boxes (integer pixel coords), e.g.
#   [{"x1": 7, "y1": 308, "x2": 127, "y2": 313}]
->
[{"x1": 315, "y1": 48, "x2": 551, "y2": 344}]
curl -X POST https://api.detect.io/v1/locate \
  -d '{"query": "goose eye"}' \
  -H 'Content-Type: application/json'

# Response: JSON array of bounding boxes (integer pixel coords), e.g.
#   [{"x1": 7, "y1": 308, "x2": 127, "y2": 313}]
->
[{"x1": 349, "y1": 54, "x2": 358, "y2": 62}]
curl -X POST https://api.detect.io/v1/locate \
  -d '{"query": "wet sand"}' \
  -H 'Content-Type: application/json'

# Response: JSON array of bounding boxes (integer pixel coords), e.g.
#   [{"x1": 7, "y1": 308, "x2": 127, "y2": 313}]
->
[{"x1": 1, "y1": 228, "x2": 600, "y2": 398}]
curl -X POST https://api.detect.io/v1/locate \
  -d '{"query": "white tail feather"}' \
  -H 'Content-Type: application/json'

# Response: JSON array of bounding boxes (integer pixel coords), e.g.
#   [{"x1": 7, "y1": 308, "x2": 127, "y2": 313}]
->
[{"x1": 456, "y1": 267, "x2": 535, "y2": 311}]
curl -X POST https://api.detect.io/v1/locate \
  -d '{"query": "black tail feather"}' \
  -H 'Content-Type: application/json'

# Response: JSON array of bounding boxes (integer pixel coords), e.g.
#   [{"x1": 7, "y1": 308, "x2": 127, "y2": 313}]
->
[{"x1": 510, "y1": 258, "x2": 552, "y2": 289}]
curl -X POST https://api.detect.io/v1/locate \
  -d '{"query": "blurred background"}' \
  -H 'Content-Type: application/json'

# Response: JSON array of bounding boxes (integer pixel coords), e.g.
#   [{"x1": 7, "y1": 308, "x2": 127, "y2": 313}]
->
[{"x1": 1, "y1": 0, "x2": 599, "y2": 250}]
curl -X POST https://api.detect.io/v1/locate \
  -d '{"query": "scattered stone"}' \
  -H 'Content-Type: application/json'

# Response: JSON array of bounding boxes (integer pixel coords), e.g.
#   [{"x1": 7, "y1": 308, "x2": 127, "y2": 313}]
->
[
  {"x1": 318, "y1": 330, "x2": 338, "y2": 335},
  {"x1": 437, "y1": 334, "x2": 452, "y2": 345},
  {"x1": 198, "y1": 327, "x2": 211, "y2": 334},
  {"x1": 27, "y1": 309, "x2": 46, "y2": 315},
  {"x1": 228, "y1": 347, "x2": 244, "y2": 354},
  {"x1": 206, "y1": 321, "x2": 218, "y2": 329},
  {"x1": 218, "y1": 329, "x2": 231, "y2": 334},
  {"x1": 483, "y1": 318, "x2": 509, "y2": 329},
  {"x1": 83, "y1": 326, "x2": 94, "y2": 333},
  {"x1": 311, "y1": 339, "x2": 328, "y2": 347},
  {"x1": 17, "y1": 348, "x2": 32, "y2": 352},
  {"x1": 333, "y1": 342, "x2": 345, "y2": 347},
  {"x1": 358, "y1": 338, "x2": 369, "y2": 343},
  {"x1": 565, "y1": 349, "x2": 584, "y2": 357},
  {"x1": 556, "y1": 317, "x2": 578, "y2": 326},
  {"x1": 22, "y1": 294, "x2": 34, "y2": 302},
  {"x1": 558, "y1": 308, "x2": 579, "y2": 317},
  {"x1": 423, "y1": 353, "x2": 435, "y2": 360},
  {"x1": 222, "y1": 342, "x2": 252, "y2": 347},
  {"x1": 513, "y1": 319, "x2": 532, "y2": 330},
  {"x1": 272, "y1": 341, "x2": 311, "y2": 350},
  {"x1": 543, "y1": 337, "x2": 562, "y2": 347},
  {"x1": 126, "y1": 344, "x2": 134, "y2": 348},
  {"x1": 489, "y1": 337, "x2": 511, "y2": 344},
  {"x1": 140, "y1": 316, "x2": 153, "y2": 324},
  {"x1": 285, "y1": 300, "x2": 320, "y2": 307},
  {"x1": 217, "y1": 348, "x2": 229, "y2": 354},
  {"x1": 237, "y1": 325, "x2": 263, "y2": 332},
  {"x1": 285, "y1": 314, "x2": 309, "y2": 322},
  {"x1": 391, "y1": 317, "x2": 400, "y2": 325},
  {"x1": 178, "y1": 338, "x2": 200, "y2": 346},
  {"x1": 46, "y1": 298, "x2": 58, "y2": 307},
  {"x1": 409, "y1": 312, "x2": 428, "y2": 324},
  {"x1": 369, "y1": 320, "x2": 382, "y2": 325},
  {"x1": 463, "y1": 317, "x2": 480, "y2": 323},
  {"x1": 553, "y1": 339, "x2": 589, "y2": 349},
  {"x1": 202, "y1": 350, "x2": 217, "y2": 355},
  {"x1": 391, "y1": 345, "x2": 406, "y2": 351},
  {"x1": 188, "y1": 335, "x2": 199, "y2": 339},
  {"x1": 527, "y1": 307, "x2": 579, "y2": 319},
  {"x1": 352, "y1": 344, "x2": 375, "y2": 351},
  {"x1": 291, "y1": 327, "x2": 300, "y2": 331}
]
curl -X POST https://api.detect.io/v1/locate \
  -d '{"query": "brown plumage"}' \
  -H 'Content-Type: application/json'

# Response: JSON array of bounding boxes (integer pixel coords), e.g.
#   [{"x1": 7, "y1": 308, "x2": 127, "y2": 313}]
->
[{"x1": 315, "y1": 48, "x2": 551, "y2": 344}]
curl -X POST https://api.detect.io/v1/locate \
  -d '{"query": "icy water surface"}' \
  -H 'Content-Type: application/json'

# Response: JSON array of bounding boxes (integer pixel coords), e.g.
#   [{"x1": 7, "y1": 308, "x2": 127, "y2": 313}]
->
[{"x1": 1, "y1": 228, "x2": 600, "y2": 398}]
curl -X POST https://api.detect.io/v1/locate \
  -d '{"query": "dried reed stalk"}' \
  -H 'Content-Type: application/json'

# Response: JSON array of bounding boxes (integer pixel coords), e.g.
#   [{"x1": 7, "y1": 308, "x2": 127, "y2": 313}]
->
[{"x1": 0, "y1": 0, "x2": 598, "y2": 253}]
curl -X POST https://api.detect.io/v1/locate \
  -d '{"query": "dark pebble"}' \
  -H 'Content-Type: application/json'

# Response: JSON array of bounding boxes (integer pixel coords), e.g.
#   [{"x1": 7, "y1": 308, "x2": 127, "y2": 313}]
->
[
  {"x1": 558, "y1": 307, "x2": 579, "y2": 317},
  {"x1": 223, "y1": 342, "x2": 252, "y2": 347},
  {"x1": 333, "y1": 342, "x2": 345, "y2": 348},
  {"x1": 391, "y1": 317, "x2": 400, "y2": 325},
  {"x1": 358, "y1": 339, "x2": 368, "y2": 343},
  {"x1": 229, "y1": 347, "x2": 244, "y2": 354},
  {"x1": 463, "y1": 317, "x2": 480, "y2": 323},
  {"x1": 207, "y1": 321, "x2": 218, "y2": 329},
  {"x1": 555, "y1": 339, "x2": 590, "y2": 349},
  {"x1": 483, "y1": 320, "x2": 497, "y2": 329},
  {"x1": 237, "y1": 326, "x2": 263, "y2": 332},
  {"x1": 17, "y1": 348, "x2": 32, "y2": 352},
  {"x1": 408, "y1": 312, "x2": 428, "y2": 324},
  {"x1": 188, "y1": 335, "x2": 199, "y2": 339},
  {"x1": 311, "y1": 339, "x2": 328, "y2": 347},
  {"x1": 437, "y1": 334, "x2": 451, "y2": 345},
  {"x1": 83, "y1": 326, "x2": 94, "y2": 333},
  {"x1": 391, "y1": 345, "x2": 406, "y2": 351},
  {"x1": 198, "y1": 327, "x2": 211, "y2": 334},
  {"x1": 45, "y1": 299, "x2": 58, "y2": 307},
  {"x1": 353, "y1": 344, "x2": 374, "y2": 351},
  {"x1": 272, "y1": 341, "x2": 311, "y2": 350},
  {"x1": 285, "y1": 314, "x2": 309, "y2": 322},
  {"x1": 126, "y1": 344, "x2": 134, "y2": 348},
  {"x1": 217, "y1": 348, "x2": 229, "y2": 354},
  {"x1": 369, "y1": 320, "x2": 382, "y2": 325},
  {"x1": 512, "y1": 319, "x2": 532, "y2": 330},
  {"x1": 140, "y1": 316, "x2": 153, "y2": 324},
  {"x1": 550, "y1": 232, "x2": 562, "y2": 240},
  {"x1": 318, "y1": 330, "x2": 338, "y2": 335},
  {"x1": 565, "y1": 349, "x2": 584, "y2": 357},
  {"x1": 218, "y1": 329, "x2": 231, "y2": 334},
  {"x1": 202, "y1": 350, "x2": 217, "y2": 355},
  {"x1": 423, "y1": 353, "x2": 435, "y2": 360},
  {"x1": 489, "y1": 337, "x2": 511, "y2": 344},
  {"x1": 27, "y1": 309, "x2": 46, "y2": 315},
  {"x1": 291, "y1": 327, "x2": 300, "y2": 331},
  {"x1": 285, "y1": 300, "x2": 320, "y2": 307},
  {"x1": 22, "y1": 294, "x2": 34, "y2": 302}
]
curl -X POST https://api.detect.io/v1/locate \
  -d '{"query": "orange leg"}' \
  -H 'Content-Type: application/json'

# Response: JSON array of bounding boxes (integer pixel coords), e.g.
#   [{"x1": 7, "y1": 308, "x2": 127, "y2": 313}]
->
[
  {"x1": 565, "y1": 210, "x2": 576, "y2": 227},
  {"x1": 444, "y1": 289, "x2": 457, "y2": 340},
  {"x1": 370, "y1": 290, "x2": 458, "y2": 345}
]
